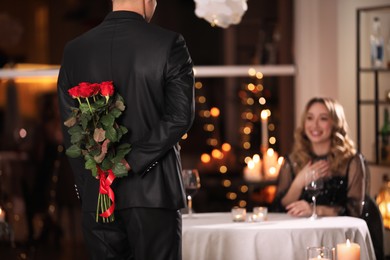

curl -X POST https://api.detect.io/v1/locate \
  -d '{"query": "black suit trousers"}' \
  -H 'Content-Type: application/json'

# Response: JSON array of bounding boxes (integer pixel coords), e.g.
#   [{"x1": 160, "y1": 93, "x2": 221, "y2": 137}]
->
[{"x1": 82, "y1": 208, "x2": 182, "y2": 260}]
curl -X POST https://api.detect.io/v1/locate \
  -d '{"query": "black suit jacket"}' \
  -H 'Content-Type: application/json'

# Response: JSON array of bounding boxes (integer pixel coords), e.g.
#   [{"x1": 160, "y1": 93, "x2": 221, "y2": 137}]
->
[{"x1": 57, "y1": 11, "x2": 194, "y2": 212}]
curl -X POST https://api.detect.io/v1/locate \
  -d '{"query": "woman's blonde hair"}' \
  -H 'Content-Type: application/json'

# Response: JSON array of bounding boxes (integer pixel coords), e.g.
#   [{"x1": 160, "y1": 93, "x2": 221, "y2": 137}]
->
[{"x1": 290, "y1": 97, "x2": 356, "y2": 173}]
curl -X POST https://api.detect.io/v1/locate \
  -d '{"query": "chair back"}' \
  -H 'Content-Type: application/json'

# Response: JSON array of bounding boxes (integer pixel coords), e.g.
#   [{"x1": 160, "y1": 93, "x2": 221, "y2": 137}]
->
[{"x1": 359, "y1": 153, "x2": 385, "y2": 260}]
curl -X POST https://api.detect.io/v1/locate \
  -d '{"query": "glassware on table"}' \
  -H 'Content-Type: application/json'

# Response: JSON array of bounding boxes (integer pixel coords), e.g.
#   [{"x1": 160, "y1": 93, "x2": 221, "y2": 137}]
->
[
  {"x1": 182, "y1": 169, "x2": 201, "y2": 217},
  {"x1": 305, "y1": 169, "x2": 323, "y2": 220},
  {"x1": 252, "y1": 206, "x2": 268, "y2": 221},
  {"x1": 306, "y1": 246, "x2": 332, "y2": 260},
  {"x1": 231, "y1": 207, "x2": 246, "y2": 222}
]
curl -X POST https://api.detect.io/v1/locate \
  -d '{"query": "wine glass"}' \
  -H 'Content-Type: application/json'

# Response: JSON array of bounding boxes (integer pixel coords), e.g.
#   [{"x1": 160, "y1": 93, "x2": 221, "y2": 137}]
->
[
  {"x1": 306, "y1": 246, "x2": 332, "y2": 260},
  {"x1": 305, "y1": 169, "x2": 323, "y2": 220},
  {"x1": 182, "y1": 169, "x2": 201, "y2": 217}
]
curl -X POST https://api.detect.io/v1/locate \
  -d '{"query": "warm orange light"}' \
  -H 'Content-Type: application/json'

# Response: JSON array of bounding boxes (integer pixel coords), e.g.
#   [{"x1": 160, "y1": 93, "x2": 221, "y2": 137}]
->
[
  {"x1": 246, "y1": 98, "x2": 254, "y2": 105},
  {"x1": 222, "y1": 179, "x2": 231, "y2": 187},
  {"x1": 200, "y1": 153, "x2": 211, "y2": 163},
  {"x1": 198, "y1": 96, "x2": 206, "y2": 103},
  {"x1": 376, "y1": 180, "x2": 390, "y2": 229},
  {"x1": 226, "y1": 192, "x2": 237, "y2": 200},
  {"x1": 221, "y1": 143, "x2": 231, "y2": 152},
  {"x1": 243, "y1": 126, "x2": 251, "y2": 134},
  {"x1": 243, "y1": 142, "x2": 251, "y2": 149},
  {"x1": 219, "y1": 165, "x2": 227, "y2": 173},
  {"x1": 206, "y1": 138, "x2": 218, "y2": 146},
  {"x1": 210, "y1": 107, "x2": 220, "y2": 117},
  {"x1": 261, "y1": 110, "x2": 268, "y2": 120},
  {"x1": 195, "y1": 81, "x2": 203, "y2": 89},
  {"x1": 278, "y1": 156, "x2": 284, "y2": 165},
  {"x1": 247, "y1": 83, "x2": 255, "y2": 91},
  {"x1": 239, "y1": 200, "x2": 247, "y2": 207},
  {"x1": 240, "y1": 185, "x2": 249, "y2": 193},
  {"x1": 258, "y1": 97, "x2": 266, "y2": 105},
  {"x1": 203, "y1": 124, "x2": 214, "y2": 132},
  {"x1": 248, "y1": 68, "x2": 256, "y2": 76},
  {"x1": 211, "y1": 149, "x2": 223, "y2": 159}
]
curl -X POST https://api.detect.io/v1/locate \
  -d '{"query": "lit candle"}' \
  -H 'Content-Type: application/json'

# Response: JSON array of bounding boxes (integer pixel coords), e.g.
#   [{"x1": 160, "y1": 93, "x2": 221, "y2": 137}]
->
[
  {"x1": 231, "y1": 207, "x2": 246, "y2": 222},
  {"x1": 263, "y1": 148, "x2": 278, "y2": 179},
  {"x1": 253, "y1": 206, "x2": 268, "y2": 221},
  {"x1": 243, "y1": 157, "x2": 262, "y2": 182},
  {"x1": 0, "y1": 207, "x2": 5, "y2": 222},
  {"x1": 260, "y1": 110, "x2": 269, "y2": 153},
  {"x1": 337, "y1": 239, "x2": 360, "y2": 260}
]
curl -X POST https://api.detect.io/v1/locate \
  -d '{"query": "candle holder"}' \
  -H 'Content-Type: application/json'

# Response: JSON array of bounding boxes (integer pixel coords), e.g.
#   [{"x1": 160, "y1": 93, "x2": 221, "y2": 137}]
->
[
  {"x1": 231, "y1": 207, "x2": 246, "y2": 222},
  {"x1": 253, "y1": 206, "x2": 268, "y2": 221},
  {"x1": 306, "y1": 246, "x2": 332, "y2": 260}
]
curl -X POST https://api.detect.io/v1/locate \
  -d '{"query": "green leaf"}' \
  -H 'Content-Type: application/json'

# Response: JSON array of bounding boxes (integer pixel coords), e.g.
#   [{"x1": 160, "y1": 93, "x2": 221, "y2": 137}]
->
[
  {"x1": 68, "y1": 125, "x2": 83, "y2": 135},
  {"x1": 105, "y1": 126, "x2": 117, "y2": 142},
  {"x1": 70, "y1": 132, "x2": 84, "y2": 144},
  {"x1": 118, "y1": 143, "x2": 131, "y2": 157},
  {"x1": 66, "y1": 145, "x2": 81, "y2": 158},
  {"x1": 85, "y1": 158, "x2": 96, "y2": 170},
  {"x1": 101, "y1": 114, "x2": 115, "y2": 127},
  {"x1": 112, "y1": 162, "x2": 128, "y2": 178},
  {"x1": 102, "y1": 158, "x2": 113, "y2": 170},
  {"x1": 79, "y1": 103, "x2": 90, "y2": 113},
  {"x1": 111, "y1": 144, "x2": 131, "y2": 164},
  {"x1": 110, "y1": 108, "x2": 122, "y2": 118},
  {"x1": 92, "y1": 98, "x2": 106, "y2": 110},
  {"x1": 89, "y1": 148, "x2": 101, "y2": 157},
  {"x1": 115, "y1": 125, "x2": 128, "y2": 141},
  {"x1": 119, "y1": 125, "x2": 128, "y2": 135},
  {"x1": 80, "y1": 113, "x2": 92, "y2": 130},
  {"x1": 85, "y1": 159, "x2": 98, "y2": 177}
]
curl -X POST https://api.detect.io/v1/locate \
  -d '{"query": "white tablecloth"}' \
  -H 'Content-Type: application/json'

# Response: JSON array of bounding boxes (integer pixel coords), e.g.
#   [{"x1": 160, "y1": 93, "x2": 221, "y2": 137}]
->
[{"x1": 182, "y1": 213, "x2": 375, "y2": 260}]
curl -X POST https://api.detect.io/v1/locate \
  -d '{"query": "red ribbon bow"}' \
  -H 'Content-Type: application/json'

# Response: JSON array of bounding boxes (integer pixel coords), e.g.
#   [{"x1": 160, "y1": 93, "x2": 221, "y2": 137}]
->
[{"x1": 97, "y1": 167, "x2": 116, "y2": 218}]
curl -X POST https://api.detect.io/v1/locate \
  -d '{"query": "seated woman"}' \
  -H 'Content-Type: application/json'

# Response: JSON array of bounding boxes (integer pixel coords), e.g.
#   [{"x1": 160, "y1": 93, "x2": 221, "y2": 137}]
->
[{"x1": 271, "y1": 97, "x2": 384, "y2": 259}]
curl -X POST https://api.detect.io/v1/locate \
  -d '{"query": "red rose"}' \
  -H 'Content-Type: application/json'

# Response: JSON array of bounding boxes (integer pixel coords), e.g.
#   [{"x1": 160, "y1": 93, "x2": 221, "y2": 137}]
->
[
  {"x1": 100, "y1": 81, "x2": 115, "y2": 97},
  {"x1": 78, "y1": 82, "x2": 97, "y2": 98},
  {"x1": 68, "y1": 86, "x2": 80, "y2": 98},
  {"x1": 89, "y1": 83, "x2": 101, "y2": 96}
]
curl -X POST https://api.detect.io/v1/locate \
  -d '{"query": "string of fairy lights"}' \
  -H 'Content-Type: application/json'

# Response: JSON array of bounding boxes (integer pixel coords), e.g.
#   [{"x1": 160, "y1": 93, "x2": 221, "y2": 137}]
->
[{"x1": 187, "y1": 68, "x2": 278, "y2": 208}]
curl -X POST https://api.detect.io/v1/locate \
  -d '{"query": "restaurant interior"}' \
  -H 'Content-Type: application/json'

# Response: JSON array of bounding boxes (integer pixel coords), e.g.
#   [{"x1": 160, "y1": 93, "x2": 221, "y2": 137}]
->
[{"x1": 0, "y1": 0, "x2": 389, "y2": 259}]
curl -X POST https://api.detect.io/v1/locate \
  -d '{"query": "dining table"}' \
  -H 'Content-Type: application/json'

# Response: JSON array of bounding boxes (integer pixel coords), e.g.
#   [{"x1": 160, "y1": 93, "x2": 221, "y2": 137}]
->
[{"x1": 182, "y1": 212, "x2": 376, "y2": 260}]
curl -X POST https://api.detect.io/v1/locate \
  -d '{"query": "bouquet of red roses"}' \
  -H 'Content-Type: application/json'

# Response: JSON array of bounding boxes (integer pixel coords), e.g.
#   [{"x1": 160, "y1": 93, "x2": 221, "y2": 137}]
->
[{"x1": 64, "y1": 81, "x2": 131, "y2": 222}]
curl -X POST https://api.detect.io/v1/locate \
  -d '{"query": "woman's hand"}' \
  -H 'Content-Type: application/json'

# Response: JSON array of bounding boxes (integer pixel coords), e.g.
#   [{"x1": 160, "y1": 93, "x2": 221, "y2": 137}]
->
[
  {"x1": 285, "y1": 200, "x2": 312, "y2": 217},
  {"x1": 311, "y1": 160, "x2": 330, "y2": 179},
  {"x1": 296, "y1": 160, "x2": 330, "y2": 187}
]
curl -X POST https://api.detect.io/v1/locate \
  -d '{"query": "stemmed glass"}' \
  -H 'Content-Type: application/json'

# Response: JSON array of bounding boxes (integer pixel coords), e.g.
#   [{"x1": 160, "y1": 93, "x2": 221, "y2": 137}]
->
[
  {"x1": 305, "y1": 169, "x2": 323, "y2": 220},
  {"x1": 182, "y1": 169, "x2": 201, "y2": 217}
]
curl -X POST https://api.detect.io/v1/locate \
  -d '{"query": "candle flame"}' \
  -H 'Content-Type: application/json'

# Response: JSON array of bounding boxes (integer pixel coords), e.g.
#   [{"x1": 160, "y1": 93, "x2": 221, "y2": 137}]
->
[
  {"x1": 252, "y1": 154, "x2": 260, "y2": 163},
  {"x1": 267, "y1": 148, "x2": 274, "y2": 156},
  {"x1": 346, "y1": 239, "x2": 351, "y2": 247},
  {"x1": 261, "y1": 110, "x2": 268, "y2": 120},
  {"x1": 278, "y1": 156, "x2": 284, "y2": 165},
  {"x1": 248, "y1": 160, "x2": 255, "y2": 169}
]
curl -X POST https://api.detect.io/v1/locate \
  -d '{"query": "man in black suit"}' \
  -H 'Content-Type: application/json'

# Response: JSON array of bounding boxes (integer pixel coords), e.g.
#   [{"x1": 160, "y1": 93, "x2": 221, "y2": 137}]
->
[{"x1": 57, "y1": 0, "x2": 195, "y2": 259}]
